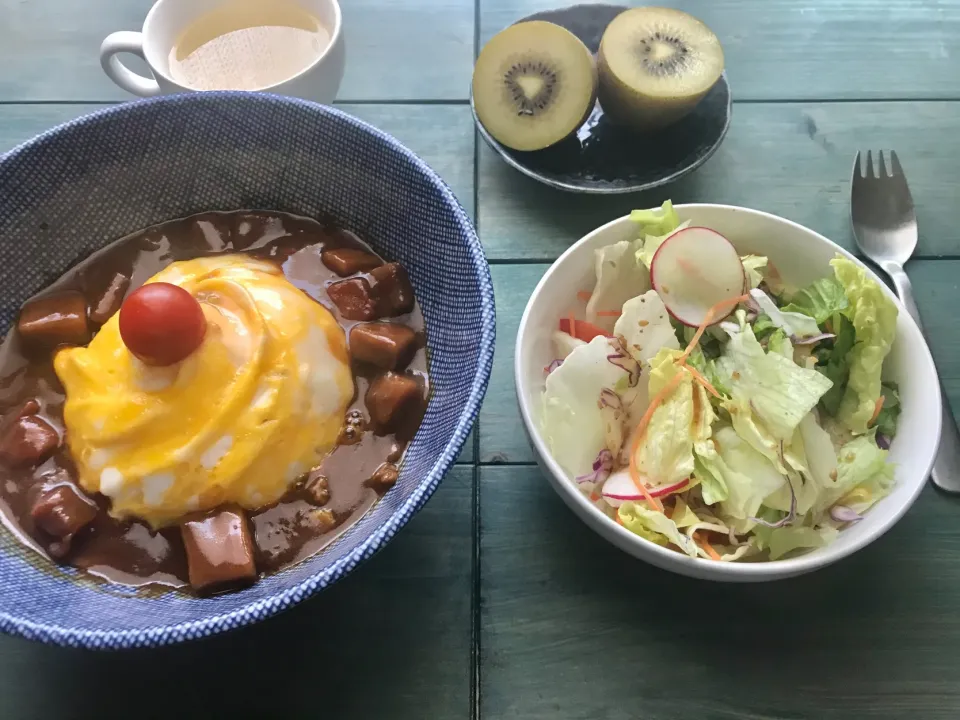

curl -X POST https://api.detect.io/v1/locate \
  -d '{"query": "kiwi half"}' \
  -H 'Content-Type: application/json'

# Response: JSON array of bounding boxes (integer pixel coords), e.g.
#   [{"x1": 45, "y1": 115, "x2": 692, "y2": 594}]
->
[
  {"x1": 598, "y1": 8, "x2": 724, "y2": 130},
  {"x1": 472, "y1": 21, "x2": 597, "y2": 152}
]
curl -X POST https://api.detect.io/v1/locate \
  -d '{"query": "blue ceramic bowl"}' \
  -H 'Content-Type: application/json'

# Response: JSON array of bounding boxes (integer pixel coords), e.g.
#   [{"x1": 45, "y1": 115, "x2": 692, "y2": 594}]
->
[{"x1": 0, "y1": 92, "x2": 494, "y2": 649}]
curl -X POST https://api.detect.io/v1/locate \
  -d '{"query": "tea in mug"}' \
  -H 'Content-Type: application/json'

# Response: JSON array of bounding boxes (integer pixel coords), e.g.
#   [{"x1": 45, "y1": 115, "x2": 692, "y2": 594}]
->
[{"x1": 168, "y1": 0, "x2": 332, "y2": 91}]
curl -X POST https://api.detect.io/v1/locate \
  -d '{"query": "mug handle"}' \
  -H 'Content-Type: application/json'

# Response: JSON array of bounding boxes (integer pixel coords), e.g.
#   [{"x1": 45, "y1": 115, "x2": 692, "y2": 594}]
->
[{"x1": 99, "y1": 31, "x2": 162, "y2": 97}]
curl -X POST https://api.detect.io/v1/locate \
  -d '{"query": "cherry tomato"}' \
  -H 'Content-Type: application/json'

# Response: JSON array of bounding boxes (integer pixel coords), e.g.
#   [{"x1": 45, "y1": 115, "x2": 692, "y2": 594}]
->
[{"x1": 118, "y1": 282, "x2": 207, "y2": 366}]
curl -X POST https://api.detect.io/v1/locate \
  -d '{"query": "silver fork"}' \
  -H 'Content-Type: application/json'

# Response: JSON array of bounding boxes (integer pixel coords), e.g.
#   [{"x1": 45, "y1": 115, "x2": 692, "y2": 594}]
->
[{"x1": 851, "y1": 150, "x2": 960, "y2": 494}]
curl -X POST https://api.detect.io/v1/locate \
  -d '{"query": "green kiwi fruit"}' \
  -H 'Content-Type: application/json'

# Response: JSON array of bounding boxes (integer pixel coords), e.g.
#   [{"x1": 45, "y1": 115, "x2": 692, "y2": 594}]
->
[
  {"x1": 472, "y1": 21, "x2": 598, "y2": 152},
  {"x1": 597, "y1": 7, "x2": 724, "y2": 130}
]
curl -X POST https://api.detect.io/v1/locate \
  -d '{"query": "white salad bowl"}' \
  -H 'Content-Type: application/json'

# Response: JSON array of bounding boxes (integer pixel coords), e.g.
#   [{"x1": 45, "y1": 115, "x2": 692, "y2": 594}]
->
[{"x1": 515, "y1": 203, "x2": 942, "y2": 582}]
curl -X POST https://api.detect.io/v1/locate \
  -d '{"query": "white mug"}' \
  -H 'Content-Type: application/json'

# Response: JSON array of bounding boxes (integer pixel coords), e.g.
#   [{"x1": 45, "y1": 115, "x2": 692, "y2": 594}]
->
[{"x1": 100, "y1": 0, "x2": 345, "y2": 104}]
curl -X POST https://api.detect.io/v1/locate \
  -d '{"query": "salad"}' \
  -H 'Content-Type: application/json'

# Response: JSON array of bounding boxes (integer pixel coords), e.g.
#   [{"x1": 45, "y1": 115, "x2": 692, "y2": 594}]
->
[{"x1": 540, "y1": 201, "x2": 901, "y2": 562}]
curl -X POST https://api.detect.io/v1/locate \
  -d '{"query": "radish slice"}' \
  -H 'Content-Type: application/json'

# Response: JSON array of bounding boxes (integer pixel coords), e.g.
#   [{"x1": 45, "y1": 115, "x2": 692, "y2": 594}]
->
[
  {"x1": 650, "y1": 227, "x2": 746, "y2": 327},
  {"x1": 600, "y1": 469, "x2": 689, "y2": 507}
]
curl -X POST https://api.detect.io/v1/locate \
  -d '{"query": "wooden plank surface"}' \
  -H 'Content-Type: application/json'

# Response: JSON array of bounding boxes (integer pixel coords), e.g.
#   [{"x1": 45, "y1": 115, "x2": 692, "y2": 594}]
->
[
  {"x1": 2, "y1": 0, "x2": 474, "y2": 101},
  {"x1": 480, "y1": 261, "x2": 960, "y2": 464},
  {"x1": 0, "y1": 466, "x2": 473, "y2": 720},
  {"x1": 480, "y1": 0, "x2": 960, "y2": 101},
  {"x1": 479, "y1": 101, "x2": 960, "y2": 262},
  {"x1": 480, "y1": 464, "x2": 960, "y2": 720}
]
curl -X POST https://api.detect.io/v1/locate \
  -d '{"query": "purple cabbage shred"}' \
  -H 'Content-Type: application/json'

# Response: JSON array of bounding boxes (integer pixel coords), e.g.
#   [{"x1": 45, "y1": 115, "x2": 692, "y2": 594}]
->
[
  {"x1": 791, "y1": 332, "x2": 836, "y2": 346},
  {"x1": 575, "y1": 449, "x2": 614, "y2": 485}
]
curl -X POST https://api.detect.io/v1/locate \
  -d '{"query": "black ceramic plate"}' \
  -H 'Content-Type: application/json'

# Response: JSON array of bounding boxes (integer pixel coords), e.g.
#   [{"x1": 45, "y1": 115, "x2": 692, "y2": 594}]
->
[{"x1": 471, "y1": 4, "x2": 732, "y2": 194}]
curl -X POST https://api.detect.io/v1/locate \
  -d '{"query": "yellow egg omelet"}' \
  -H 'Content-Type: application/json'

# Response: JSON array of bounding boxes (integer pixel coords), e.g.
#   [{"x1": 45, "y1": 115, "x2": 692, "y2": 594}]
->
[{"x1": 53, "y1": 255, "x2": 355, "y2": 528}]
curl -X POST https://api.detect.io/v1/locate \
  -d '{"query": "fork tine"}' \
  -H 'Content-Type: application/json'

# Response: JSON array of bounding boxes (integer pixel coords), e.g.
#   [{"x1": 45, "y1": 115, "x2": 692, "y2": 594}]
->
[
  {"x1": 853, "y1": 150, "x2": 862, "y2": 179},
  {"x1": 865, "y1": 150, "x2": 875, "y2": 178},
  {"x1": 877, "y1": 150, "x2": 888, "y2": 177},
  {"x1": 890, "y1": 150, "x2": 904, "y2": 177}
]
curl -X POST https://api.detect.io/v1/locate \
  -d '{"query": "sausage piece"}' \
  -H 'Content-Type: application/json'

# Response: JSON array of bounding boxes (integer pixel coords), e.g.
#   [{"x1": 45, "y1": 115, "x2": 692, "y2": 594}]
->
[
  {"x1": 350, "y1": 322, "x2": 418, "y2": 370},
  {"x1": 31, "y1": 485, "x2": 98, "y2": 539},
  {"x1": 321, "y1": 248, "x2": 383, "y2": 277},
  {"x1": 181, "y1": 507, "x2": 257, "y2": 592},
  {"x1": 18, "y1": 291, "x2": 91, "y2": 348},
  {"x1": 369, "y1": 263, "x2": 415, "y2": 317},
  {"x1": 0, "y1": 415, "x2": 59, "y2": 467},
  {"x1": 89, "y1": 272, "x2": 131, "y2": 325},
  {"x1": 327, "y1": 278, "x2": 378, "y2": 321},
  {"x1": 365, "y1": 372, "x2": 422, "y2": 433}
]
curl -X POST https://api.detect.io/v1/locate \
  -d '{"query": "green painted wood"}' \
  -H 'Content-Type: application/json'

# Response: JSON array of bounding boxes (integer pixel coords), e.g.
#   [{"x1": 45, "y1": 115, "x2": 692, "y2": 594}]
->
[
  {"x1": 0, "y1": 466, "x2": 473, "y2": 719},
  {"x1": 0, "y1": 102, "x2": 476, "y2": 460},
  {"x1": 479, "y1": 261, "x2": 960, "y2": 464},
  {"x1": 479, "y1": 101, "x2": 960, "y2": 262},
  {"x1": 480, "y1": 263, "x2": 547, "y2": 464},
  {"x1": 2, "y1": 0, "x2": 473, "y2": 101},
  {"x1": 480, "y1": 0, "x2": 960, "y2": 101},
  {"x1": 480, "y1": 464, "x2": 960, "y2": 720}
]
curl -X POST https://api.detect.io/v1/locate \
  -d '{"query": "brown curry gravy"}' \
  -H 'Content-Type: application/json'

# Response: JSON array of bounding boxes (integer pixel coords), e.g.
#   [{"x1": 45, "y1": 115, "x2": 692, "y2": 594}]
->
[{"x1": 0, "y1": 211, "x2": 428, "y2": 591}]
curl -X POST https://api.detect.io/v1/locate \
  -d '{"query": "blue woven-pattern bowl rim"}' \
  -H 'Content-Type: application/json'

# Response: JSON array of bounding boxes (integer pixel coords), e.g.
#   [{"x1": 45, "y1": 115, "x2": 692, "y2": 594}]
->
[{"x1": 0, "y1": 93, "x2": 496, "y2": 649}]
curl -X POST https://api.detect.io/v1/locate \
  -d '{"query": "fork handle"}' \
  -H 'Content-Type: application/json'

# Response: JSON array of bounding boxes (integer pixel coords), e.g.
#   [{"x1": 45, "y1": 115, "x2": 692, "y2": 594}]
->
[
  {"x1": 885, "y1": 264, "x2": 923, "y2": 328},
  {"x1": 883, "y1": 261, "x2": 960, "y2": 494}
]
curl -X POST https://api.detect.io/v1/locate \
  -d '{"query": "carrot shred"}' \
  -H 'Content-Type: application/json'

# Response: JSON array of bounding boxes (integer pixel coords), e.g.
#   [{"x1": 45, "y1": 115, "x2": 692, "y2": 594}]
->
[
  {"x1": 694, "y1": 531, "x2": 722, "y2": 560},
  {"x1": 683, "y1": 364, "x2": 720, "y2": 399},
  {"x1": 577, "y1": 291, "x2": 592, "y2": 302},
  {"x1": 558, "y1": 317, "x2": 611, "y2": 342},
  {"x1": 595, "y1": 310, "x2": 622, "y2": 318},
  {"x1": 869, "y1": 395, "x2": 885, "y2": 426},
  {"x1": 677, "y1": 294, "x2": 750, "y2": 364}
]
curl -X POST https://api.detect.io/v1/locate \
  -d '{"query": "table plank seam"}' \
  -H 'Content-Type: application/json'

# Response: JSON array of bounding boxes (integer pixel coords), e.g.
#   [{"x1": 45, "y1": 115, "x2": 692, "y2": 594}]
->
[{"x1": 471, "y1": 2, "x2": 482, "y2": 716}]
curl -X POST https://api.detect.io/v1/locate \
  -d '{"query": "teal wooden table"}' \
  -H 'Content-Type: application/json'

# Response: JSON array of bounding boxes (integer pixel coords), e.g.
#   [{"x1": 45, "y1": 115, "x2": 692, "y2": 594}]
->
[{"x1": 4, "y1": 1, "x2": 960, "y2": 718}]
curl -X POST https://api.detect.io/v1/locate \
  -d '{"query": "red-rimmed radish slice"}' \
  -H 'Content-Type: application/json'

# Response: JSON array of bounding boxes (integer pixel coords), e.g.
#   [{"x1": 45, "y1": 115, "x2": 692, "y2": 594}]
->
[
  {"x1": 601, "y1": 469, "x2": 688, "y2": 507},
  {"x1": 650, "y1": 226, "x2": 746, "y2": 327}
]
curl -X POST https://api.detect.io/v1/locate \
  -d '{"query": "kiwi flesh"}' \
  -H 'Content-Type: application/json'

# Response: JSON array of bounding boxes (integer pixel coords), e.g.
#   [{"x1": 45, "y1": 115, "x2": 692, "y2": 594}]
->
[
  {"x1": 472, "y1": 21, "x2": 598, "y2": 152},
  {"x1": 598, "y1": 7, "x2": 724, "y2": 131}
]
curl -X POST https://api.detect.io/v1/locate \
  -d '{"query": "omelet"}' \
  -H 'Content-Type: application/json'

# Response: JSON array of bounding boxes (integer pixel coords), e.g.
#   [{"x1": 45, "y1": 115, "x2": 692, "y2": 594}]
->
[{"x1": 54, "y1": 255, "x2": 354, "y2": 528}]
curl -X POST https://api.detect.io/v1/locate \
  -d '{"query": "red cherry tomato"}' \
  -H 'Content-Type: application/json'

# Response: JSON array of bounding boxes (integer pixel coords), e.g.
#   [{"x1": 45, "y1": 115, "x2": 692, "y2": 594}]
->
[{"x1": 118, "y1": 282, "x2": 207, "y2": 366}]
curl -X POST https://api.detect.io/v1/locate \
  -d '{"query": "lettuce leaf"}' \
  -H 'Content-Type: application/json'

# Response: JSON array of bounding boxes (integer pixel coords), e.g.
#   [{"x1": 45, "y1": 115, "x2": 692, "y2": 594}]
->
[
  {"x1": 716, "y1": 323, "x2": 834, "y2": 440},
  {"x1": 613, "y1": 290, "x2": 680, "y2": 366},
  {"x1": 815, "y1": 313, "x2": 856, "y2": 415},
  {"x1": 749, "y1": 288, "x2": 821, "y2": 339},
  {"x1": 874, "y1": 382, "x2": 901, "y2": 438},
  {"x1": 685, "y1": 346, "x2": 732, "y2": 398},
  {"x1": 630, "y1": 200, "x2": 682, "y2": 238},
  {"x1": 817, "y1": 433, "x2": 894, "y2": 513},
  {"x1": 541, "y1": 337, "x2": 633, "y2": 479},
  {"x1": 767, "y1": 329, "x2": 793, "y2": 359},
  {"x1": 693, "y1": 440, "x2": 729, "y2": 505},
  {"x1": 830, "y1": 257, "x2": 899, "y2": 434},
  {"x1": 754, "y1": 525, "x2": 839, "y2": 560},
  {"x1": 741, "y1": 255, "x2": 768, "y2": 289},
  {"x1": 671, "y1": 497, "x2": 702, "y2": 528},
  {"x1": 710, "y1": 425, "x2": 786, "y2": 520},
  {"x1": 586, "y1": 240, "x2": 651, "y2": 332},
  {"x1": 631, "y1": 200, "x2": 687, "y2": 270},
  {"x1": 631, "y1": 349, "x2": 714, "y2": 487},
  {"x1": 781, "y1": 276, "x2": 849, "y2": 324},
  {"x1": 618, "y1": 501, "x2": 699, "y2": 557}
]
